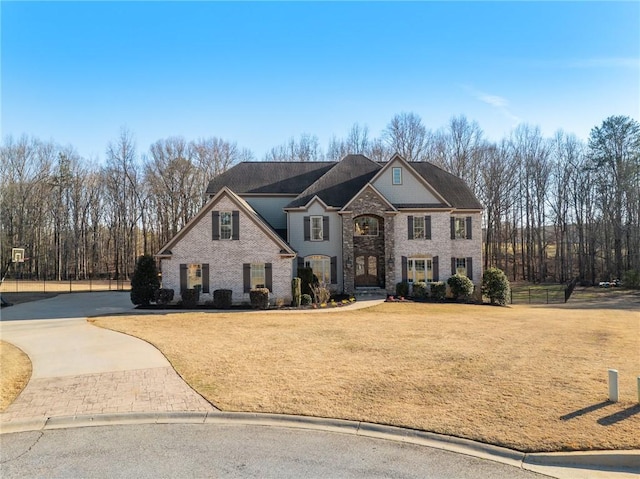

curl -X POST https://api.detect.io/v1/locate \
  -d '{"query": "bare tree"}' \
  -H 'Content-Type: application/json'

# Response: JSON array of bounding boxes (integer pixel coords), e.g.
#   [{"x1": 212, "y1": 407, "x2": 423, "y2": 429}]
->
[
  {"x1": 264, "y1": 134, "x2": 324, "y2": 162},
  {"x1": 382, "y1": 112, "x2": 430, "y2": 161}
]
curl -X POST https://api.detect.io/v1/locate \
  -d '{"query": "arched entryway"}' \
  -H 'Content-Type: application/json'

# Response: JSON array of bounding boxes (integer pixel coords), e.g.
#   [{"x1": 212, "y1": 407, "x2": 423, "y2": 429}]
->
[{"x1": 353, "y1": 215, "x2": 385, "y2": 288}]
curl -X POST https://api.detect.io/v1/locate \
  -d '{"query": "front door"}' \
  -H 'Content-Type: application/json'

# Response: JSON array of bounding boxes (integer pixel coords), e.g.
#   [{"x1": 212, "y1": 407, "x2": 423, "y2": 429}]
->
[{"x1": 355, "y1": 255, "x2": 379, "y2": 287}]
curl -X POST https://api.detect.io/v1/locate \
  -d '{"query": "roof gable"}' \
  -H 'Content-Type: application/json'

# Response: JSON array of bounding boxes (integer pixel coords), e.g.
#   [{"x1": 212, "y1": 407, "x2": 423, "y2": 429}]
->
[
  {"x1": 286, "y1": 155, "x2": 381, "y2": 208},
  {"x1": 157, "y1": 187, "x2": 295, "y2": 256},
  {"x1": 370, "y1": 154, "x2": 450, "y2": 207}
]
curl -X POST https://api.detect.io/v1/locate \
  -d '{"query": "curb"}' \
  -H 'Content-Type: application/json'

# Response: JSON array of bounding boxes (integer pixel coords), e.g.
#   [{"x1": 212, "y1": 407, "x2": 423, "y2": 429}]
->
[{"x1": 2, "y1": 411, "x2": 638, "y2": 476}]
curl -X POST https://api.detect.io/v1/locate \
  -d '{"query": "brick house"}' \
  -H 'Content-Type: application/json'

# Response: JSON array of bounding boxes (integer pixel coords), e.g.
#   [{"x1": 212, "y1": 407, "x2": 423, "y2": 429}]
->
[{"x1": 156, "y1": 153, "x2": 483, "y2": 304}]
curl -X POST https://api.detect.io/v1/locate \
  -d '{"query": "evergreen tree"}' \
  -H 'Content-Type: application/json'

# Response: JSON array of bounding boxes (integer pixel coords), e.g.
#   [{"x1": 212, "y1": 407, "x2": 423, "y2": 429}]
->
[{"x1": 130, "y1": 255, "x2": 160, "y2": 306}]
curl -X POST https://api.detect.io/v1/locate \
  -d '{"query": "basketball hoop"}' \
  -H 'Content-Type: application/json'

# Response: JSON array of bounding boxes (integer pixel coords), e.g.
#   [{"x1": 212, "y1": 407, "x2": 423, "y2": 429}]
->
[{"x1": 11, "y1": 248, "x2": 25, "y2": 263}]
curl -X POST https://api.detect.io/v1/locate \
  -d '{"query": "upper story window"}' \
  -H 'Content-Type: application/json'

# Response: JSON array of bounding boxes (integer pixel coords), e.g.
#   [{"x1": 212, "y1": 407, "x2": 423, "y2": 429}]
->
[
  {"x1": 392, "y1": 167, "x2": 402, "y2": 185},
  {"x1": 451, "y1": 216, "x2": 472, "y2": 240},
  {"x1": 220, "y1": 211, "x2": 233, "y2": 240},
  {"x1": 354, "y1": 216, "x2": 379, "y2": 236},
  {"x1": 311, "y1": 216, "x2": 323, "y2": 241},
  {"x1": 413, "y1": 216, "x2": 425, "y2": 239}
]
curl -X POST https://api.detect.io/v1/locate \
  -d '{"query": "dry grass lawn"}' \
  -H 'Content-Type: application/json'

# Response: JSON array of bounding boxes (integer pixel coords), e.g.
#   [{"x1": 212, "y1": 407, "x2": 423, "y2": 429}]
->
[
  {"x1": 94, "y1": 300, "x2": 640, "y2": 452},
  {"x1": 0, "y1": 341, "x2": 32, "y2": 411}
]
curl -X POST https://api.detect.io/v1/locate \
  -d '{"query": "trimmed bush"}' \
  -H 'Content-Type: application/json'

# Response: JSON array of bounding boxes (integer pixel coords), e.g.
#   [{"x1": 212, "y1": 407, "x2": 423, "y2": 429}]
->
[
  {"x1": 482, "y1": 268, "x2": 511, "y2": 305},
  {"x1": 301, "y1": 294, "x2": 312, "y2": 306},
  {"x1": 181, "y1": 288, "x2": 200, "y2": 309},
  {"x1": 155, "y1": 288, "x2": 174, "y2": 305},
  {"x1": 447, "y1": 274, "x2": 474, "y2": 301},
  {"x1": 213, "y1": 289, "x2": 232, "y2": 309},
  {"x1": 250, "y1": 288, "x2": 270, "y2": 309},
  {"x1": 130, "y1": 254, "x2": 160, "y2": 306},
  {"x1": 430, "y1": 282, "x2": 446, "y2": 301},
  {"x1": 291, "y1": 277, "x2": 302, "y2": 307},
  {"x1": 412, "y1": 281, "x2": 428, "y2": 300},
  {"x1": 396, "y1": 281, "x2": 409, "y2": 298}
]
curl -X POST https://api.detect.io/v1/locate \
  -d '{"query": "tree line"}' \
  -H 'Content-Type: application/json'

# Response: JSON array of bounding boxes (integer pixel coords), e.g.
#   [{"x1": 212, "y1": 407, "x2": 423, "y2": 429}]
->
[{"x1": 1, "y1": 113, "x2": 639, "y2": 285}]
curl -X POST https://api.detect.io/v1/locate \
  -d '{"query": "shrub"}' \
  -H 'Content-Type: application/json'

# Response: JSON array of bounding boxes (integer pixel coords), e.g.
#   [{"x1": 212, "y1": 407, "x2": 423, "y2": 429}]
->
[
  {"x1": 430, "y1": 282, "x2": 446, "y2": 301},
  {"x1": 213, "y1": 289, "x2": 232, "y2": 309},
  {"x1": 447, "y1": 274, "x2": 474, "y2": 301},
  {"x1": 250, "y1": 288, "x2": 270, "y2": 309},
  {"x1": 412, "y1": 281, "x2": 428, "y2": 300},
  {"x1": 301, "y1": 294, "x2": 312, "y2": 306},
  {"x1": 155, "y1": 288, "x2": 174, "y2": 305},
  {"x1": 130, "y1": 255, "x2": 160, "y2": 306},
  {"x1": 297, "y1": 267, "x2": 317, "y2": 296},
  {"x1": 481, "y1": 268, "x2": 510, "y2": 305},
  {"x1": 622, "y1": 269, "x2": 640, "y2": 289},
  {"x1": 181, "y1": 288, "x2": 200, "y2": 309},
  {"x1": 311, "y1": 281, "x2": 331, "y2": 305},
  {"x1": 396, "y1": 281, "x2": 409, "y2": 298}
]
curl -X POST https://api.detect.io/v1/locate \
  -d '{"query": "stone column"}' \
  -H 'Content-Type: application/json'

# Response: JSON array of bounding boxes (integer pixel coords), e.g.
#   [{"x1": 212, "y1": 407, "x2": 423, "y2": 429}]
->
[
  {"x1": 342, "y1": 212, "x2": 354, "y2": 294},
  {"x1": 384, "y1": 213, "x2": 396, "y2": 294}
]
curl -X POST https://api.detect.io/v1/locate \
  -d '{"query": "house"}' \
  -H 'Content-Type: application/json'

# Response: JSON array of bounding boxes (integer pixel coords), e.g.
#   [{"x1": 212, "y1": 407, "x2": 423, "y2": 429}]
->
[{"x1": 156, "y1": 153, "x2": 483, "y2": 303}]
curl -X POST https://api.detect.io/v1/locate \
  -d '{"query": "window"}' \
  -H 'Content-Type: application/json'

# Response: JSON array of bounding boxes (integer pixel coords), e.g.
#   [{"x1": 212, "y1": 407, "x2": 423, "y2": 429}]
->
[
  {"x1": 407, "y1": 258, "x2": 433, "y2": 283},
  {"x1": 220, "y1": 211, "x2": 232, "y2": 240},
  {"x1": 250, "y1": 263, "x2": 266, "y2": 289},
  {"x1": 187, "y1": 263, "x2": 202, "y2": 290},
  {"x1": 311, "y1": 216, "x2": 323, "y2": 241},
  {"x1": 455, "y1": 258, "x2": 467, "y2": 276},
  {"x1": 305, "y1": 255, "x2": 331, "y2": 284},
  {"x1": 413, "y1": 216, "x2": 425, "y2": 239},
  {"x1": 392, "y1": 167, "x2": 402, "y2": 185},
  {"x1": 451, "y1": 216, "x2": 472, "y2": 240},
  {"x1": 354, "y1": 216, "x2": 379, "y2": 236}
]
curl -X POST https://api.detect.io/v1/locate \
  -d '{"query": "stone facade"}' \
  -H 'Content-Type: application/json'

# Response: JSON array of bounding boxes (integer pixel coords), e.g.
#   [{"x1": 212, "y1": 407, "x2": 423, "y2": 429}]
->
[{"x1": 342, "y1": 187, "x2": 397, "y2": 294}]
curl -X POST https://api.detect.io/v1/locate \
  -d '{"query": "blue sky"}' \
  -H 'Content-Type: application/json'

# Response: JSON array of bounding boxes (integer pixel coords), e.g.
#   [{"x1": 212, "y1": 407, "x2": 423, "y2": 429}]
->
[{"x1": 2, "y1": 1, "x2": 639, "y2": 161}]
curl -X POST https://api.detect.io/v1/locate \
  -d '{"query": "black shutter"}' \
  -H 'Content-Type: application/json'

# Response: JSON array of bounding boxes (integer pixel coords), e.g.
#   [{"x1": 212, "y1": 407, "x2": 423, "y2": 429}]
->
[
  {"x1": 401, "y1": 256, "x2": 407, "y2": 282},
  {"x1": 323, "y1": 216, "x2": 330, "y2": 241},
  {"x1": 202, "y1": 263, "x2": 210, "y2": 293},
  {"x1": 450, "y1": 217, "x2": 455, "y2": 240},
  {"x1": 265, "y1": 263, "x2": 273, "y2": 292},
  {"x1": 304, "y1": 216, "x2": 310, "y2": 241},
  {"x1": 243, "y1": 263, "x2": 251, "y2": 293},
  {"x1": 297, "y1": 256, "x2": 305, "y2": 274},
  {"x1": 212, "y1": 211, "x2": 220, "y2": 240},
  {"x1": 232, "y1": 210, "x2": 240, "y2": 240},
  {"x1": 331, "y1": 256, "x2": 337, "y2": 284},
  {"x1": 467, "y1": 257, "x2": 473, "y2": 280},
  {"x1": 433, "y1": 256, "x2": 439, "y2": 281},
  {"x1": 466, "y1": 216, "x2": 472, "y2": 240},
  {"x1": 180, "y1": 264, "x2": 187, "y2": 293},
  {"x1": 425, "y1": 216, "x2": 431, "y2": 240},
  {"x1": 407, "y1": 216, "x2": 414, "y2": 240},
  {"x1": 451, "y1": 257, "x2": 456, "y2": 276}
]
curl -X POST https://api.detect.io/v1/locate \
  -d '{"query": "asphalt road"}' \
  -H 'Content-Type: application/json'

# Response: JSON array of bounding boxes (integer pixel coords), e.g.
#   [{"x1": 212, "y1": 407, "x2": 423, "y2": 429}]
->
[{"x1": 1, "y1": 423, "x2": 548, "y2": 479}]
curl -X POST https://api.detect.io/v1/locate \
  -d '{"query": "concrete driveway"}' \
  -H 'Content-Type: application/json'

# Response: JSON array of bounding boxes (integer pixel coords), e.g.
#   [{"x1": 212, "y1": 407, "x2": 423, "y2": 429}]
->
[{"x1": 0, "y1": 292, "x2": 215, "y2": 426}]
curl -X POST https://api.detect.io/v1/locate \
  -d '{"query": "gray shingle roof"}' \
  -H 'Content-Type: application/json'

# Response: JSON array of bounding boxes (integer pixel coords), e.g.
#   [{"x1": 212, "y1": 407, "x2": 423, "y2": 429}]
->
[
  {"x1": 205, "y1": 156, "x2": 482, "y2": 210},
  {"x1": 206, "y1": 162, "x2": 335, "y2": 195},
  {"x1": 286, "y1": 155, "x2": 381, "y2": 208}
]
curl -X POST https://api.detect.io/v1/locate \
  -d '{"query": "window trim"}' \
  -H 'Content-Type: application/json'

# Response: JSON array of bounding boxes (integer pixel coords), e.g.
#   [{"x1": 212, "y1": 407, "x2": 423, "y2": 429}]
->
[
  {"x1": 305, "y1": 255, "x2": 331, "y2": 285},
  {"x1": 219, "y1": 211, "x2": 233, "y2": 240},
  {"x1": 406, "y1": 257, "x2": 433, "y2": 283},
  {"x1": 354, "y1": 216, "x2": 379, "y2": 237},
  {"x1": 392, "y1": 167, "x2": 402, "y2": 185},
  {"x1": 310, "y1": 215, "x2": 323, "y2": 241},
  {"x1": 413, "y1": 216, "x2": 425, "y2": 239}
]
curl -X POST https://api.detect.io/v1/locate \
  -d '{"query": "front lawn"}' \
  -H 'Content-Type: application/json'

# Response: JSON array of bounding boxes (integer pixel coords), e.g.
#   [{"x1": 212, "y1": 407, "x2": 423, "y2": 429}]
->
[
  {"x1": 0, "y1": 341, "x2": 32, "y2": 411},
  {"x1": 93, "y1": 300, "x2": 640, "y2": 452}
]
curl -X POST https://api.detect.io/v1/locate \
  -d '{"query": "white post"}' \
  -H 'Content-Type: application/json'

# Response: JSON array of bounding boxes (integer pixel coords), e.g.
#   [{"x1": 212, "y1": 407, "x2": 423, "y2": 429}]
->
[{"x1": 608, "y1": 369, "x2": 619, "y2": 402}]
